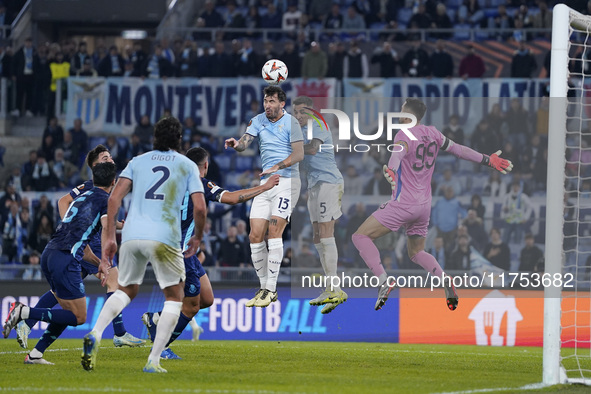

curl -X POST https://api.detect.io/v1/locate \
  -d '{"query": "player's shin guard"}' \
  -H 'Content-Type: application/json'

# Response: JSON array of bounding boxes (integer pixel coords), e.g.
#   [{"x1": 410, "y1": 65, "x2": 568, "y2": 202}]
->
[
  {"x1": 352, "y1": 233, "x2": 387, "y2": 281},
  {"x1": 410, "y1": 251, "x2": 444, "y2": 278},
  {"x1": 25, "y1": 291, "x2": 58, "y2": 329},
  {"x1": 93, "y1": 290, "x2": 131, "y2": 339},
  {"x1": 320, "y1": 237, "x2": 339, "y2": 291},
  {"x1": 33, "y1": 323, "x2": 68, "y2": 354},
  {"x1": 149, "y1": 301, "x2": 181, "y2": 365},
  {"x1": 250, "y1": 242, "x2": 268, "y2": 289},
  {"x1": 265, "y1": 238, "x2": 283, "y2": 292}
]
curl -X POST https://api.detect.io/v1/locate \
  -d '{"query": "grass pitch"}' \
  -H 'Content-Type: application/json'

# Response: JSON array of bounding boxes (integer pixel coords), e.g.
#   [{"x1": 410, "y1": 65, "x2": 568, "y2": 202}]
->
[{"x1": 0, "y1": 339, "x2": 589, "y2": 393}]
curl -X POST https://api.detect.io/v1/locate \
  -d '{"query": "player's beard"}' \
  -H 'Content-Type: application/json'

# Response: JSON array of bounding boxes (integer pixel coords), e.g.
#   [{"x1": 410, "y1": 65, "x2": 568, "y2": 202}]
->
[{"x1": 266, "y1": 107, "x2": 280, "y2": 121}]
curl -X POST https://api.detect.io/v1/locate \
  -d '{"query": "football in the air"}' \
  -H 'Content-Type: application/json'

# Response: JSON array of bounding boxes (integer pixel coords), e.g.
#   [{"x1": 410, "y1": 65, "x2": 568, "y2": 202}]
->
[{"x1": 262, "y1": 59, "x2": 288, "y2": 85}]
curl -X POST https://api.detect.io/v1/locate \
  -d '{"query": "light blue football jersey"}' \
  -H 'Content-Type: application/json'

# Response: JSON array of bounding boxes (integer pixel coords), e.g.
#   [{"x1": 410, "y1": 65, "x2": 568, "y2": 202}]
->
[
  {"x1": 302, "y1": 122, "x2": 344, "y2": 188},
  {"x1": 245, "y1": 110, "x2": 303, "y2": 178},
  {"x1": 119, "y1": 150, "x2": 203, "y2": 248}
]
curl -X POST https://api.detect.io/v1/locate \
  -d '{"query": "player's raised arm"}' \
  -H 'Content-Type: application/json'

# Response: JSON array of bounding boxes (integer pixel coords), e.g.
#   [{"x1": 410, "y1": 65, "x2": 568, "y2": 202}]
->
[
  {"x1": 185, "y1": 192, "x2": 207, "y2": 258},
  {"x1": 221, "y1": 174, "x2": 280, "y2": 205},
  {"x1": 225, "y1": 133, "x2": 255, "y2": 152},
  {"x1": 442, "y1": 137, "x2": 513, "y2": 174},
  {"x1": 260, "y1": 140, "x2": 304, "y2": 176}
]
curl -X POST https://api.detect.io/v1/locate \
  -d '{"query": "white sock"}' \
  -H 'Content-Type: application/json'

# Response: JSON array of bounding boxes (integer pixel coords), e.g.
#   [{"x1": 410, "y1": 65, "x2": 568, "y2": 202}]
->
[
  {"x1": 265, "y1": 238, "x2": 283, "y2": 292},
  {"x1": 93, "y1": 290, "x2": 130, "y2": 339},
  {"x1": 189, "y1": 319, "x2": 200, "y2": 330},
  {"x1": 148, "y1": 301, "x2": 182, "y2": 365},
  {"x1": 21, "y1": 306, "x2": 30, "y2": 319},
  {"x1": 250, "y1": 242, "x2": 268, "y2": 289},
  {"x1": 29, "y1": 348, "x2": 43, "y2": 358},
  {"x1": 152, "y1": 312, "x2": 160, "y2": 325},
  {"x1": 321, "y1": 237, "x2": 339, "y2": 291},
  {"x1": 314, "y1": 242, "x2": 327, "y2": 273}
]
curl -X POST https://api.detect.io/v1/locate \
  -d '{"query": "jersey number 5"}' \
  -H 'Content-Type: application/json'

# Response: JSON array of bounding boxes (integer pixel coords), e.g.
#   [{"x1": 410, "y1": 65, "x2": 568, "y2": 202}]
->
[{"x1": 145, "y1": 166, "x2": 170, "y2": 200}]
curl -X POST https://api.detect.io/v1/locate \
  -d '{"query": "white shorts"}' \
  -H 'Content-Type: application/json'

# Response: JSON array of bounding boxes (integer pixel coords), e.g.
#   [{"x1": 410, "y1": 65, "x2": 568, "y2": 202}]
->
[
  {"x1": 249, "y1": 176, "x2": 301, "y2": 221},
  {"x1": 307, "y1": 182, "x2": 344, "y2": 223},
  {"x1": 118, "y1": 239, "x2": 185, "y2": 289}
]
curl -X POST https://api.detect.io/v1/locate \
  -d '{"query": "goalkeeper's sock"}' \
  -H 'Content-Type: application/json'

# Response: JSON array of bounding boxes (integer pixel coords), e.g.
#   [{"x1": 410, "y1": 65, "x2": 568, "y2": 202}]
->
[
  {"x1": 410, "y1": 251, "x2": 443, "y2": 278},
  {"x1": 352, "y1": 233, "x2": 386, "y2": 277}
]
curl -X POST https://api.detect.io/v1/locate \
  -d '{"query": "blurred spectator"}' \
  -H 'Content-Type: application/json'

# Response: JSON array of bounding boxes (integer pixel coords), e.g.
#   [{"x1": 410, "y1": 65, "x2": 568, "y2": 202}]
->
[
  {"x1": 261, "y1": 3, "x2": 282, "y2": 40},
  {"x1": 408, "y1": 2, "x2": 431, "y2": 29},
  {"x1": 7, "y1": 167, "x2": 23, "y2": 194},
  {"x1": 0, "y1": 44, "x2": 12, "y2": 78},
  {"x1": 242, "y1": 99, "x2": 260, "y2": 125},
  {"x1": 327, "y1": 42, "x2": 346, "y2": 80},
  {"x1": 442, "y1": 114, "x2": 464, "y2": 144},
  {"x1": 48, "y1": 51, "x2": 69, "y2": 118},
  {"x1": 459, "y1": 0, "x2": 483, "y2": 25},
  {"x1": 295, "y1": 242, "x2": 320, "y2": 268},
  {"x1": 22, "y1": 251, "x2": 42, "y2": 281},
  {"x1": 483, "y1": 227, "x2": 510, "y2": 271},
  {"x1": 209, "y1": 41, "x2": 232, "y2": 77},
  {"x1": 33, "y1": 45, "x2": 50, "y2": 117},
  {"x1": 430, "y1": 3, "x2": 452, "y2": 39},
  {"x1": 511, "y1": 41, "x2": 537, "y2": 78},
  {"x1": 309, "y1": 0, "x2": 332, "y2": 23},
  {"x1": 197, "y1": 43, "x2": 212, "y2": 77},
  {"x1": 225, "y1": 1, "x2": 246, "y2": 37},
  {"x1": 430, "y1": 40, "x2": 453, "y2": 78},
  {"x1": 31, "y1": 153, "x2": 57, "y2": 191},
  {"x1": 34, "y1": 194, "x2": 54, "y2": 224},
  {"x1": 177, "y1": 40, "x2": 198, "y2": 77},
  {"x1": 435, "y1": 168, "x2": 463, "y2": 197},
  {"x1": 371, "y1": 41, "x2": 399, "y2": 78},
  {"x1": 245, "y1": 6, "x2": 262, "y2": 40},
  {"x1": 129, "y1": 42, "x2": 147, "y2": 77},
  {"x1": 302, "y1": 41, "x2": 327, "y2": 79},
  {"x1": 282, "y1": 1, "x2": 302, "y2": 34},
  {"x1": 343, "y1": 165, "x2": 365, "y2": 196},
  {"x1": 462, "y1": 209, "x2": 488, "y2": 252},
  {"x1": 469, "y1": 194, "x2": 486, "y2": 220},
  {"x1": 505, "y1": 98, "x2": 530, "y2": 147},
  {"x1": 519, "y1": 233, "x2": 543, "y2": 272},
  {"x1": 92, "y1": 43, "x2": 107, "y2": 67},
  {"x1": 76, "y1": 57, "x2": 97, "y2": 77},
  {"x1": 470, "y1": 119, "x2": 501, "y2": 156},
  {"x1": 501, "y1": 181, "x2": 533, "y2": 244},
  {"x1": 533, "y1": 147, "x2": 548, "y2": 189},
  {"x1": 428, "y1": 236, "x2": 446, "y2": 270},
  {"x1": 97, "y1": 46, "x2": 125, "y2": 77},
  {"x1": 514, "y1": 5, "x2": 533, "y2": 29},
  {"x1": 343, "y1": 6, "x2": 366, "y2": 31},
  {"x1": 21, "y1": 150, "x2": 37, "y2": 191},
  {"x1": 431, "y1": 186, "x2": 466, "y2": 254},
  {"x1": 69, "y1": 118, "x2": 88, "y2": 155},
  {"x1": 43, "y1": 116, "x2": 64, "y2": 151},
  {"x1": 324, "y1": 3, "x2": 343, "y2": 31},
  {"x1": 344, "y1": 40, "x2": 368, "y2": 78},
  {"x1": 363, "y1": 168, "x2": 391, "y2": 195},
  {"x1": 485, "y1": 103, "x2": 506, "y2": 135},
  {"x1": 70, "y1": 41, "x2": 91, "y2": 76},
  {"x1": 0, "y1": 180, "x2": 21, "y2": 221},
  {"x1": 142, "y1": 44, "x2": 174, "y2": 78},
  {"x1": 61, "y1": 131, "x2": 79, "y2": 167},
  {"x1": 129, "y1": 134, "x2": 148, "y2": 160},
  {"x1": 2, "y1": 201, "x2": 19, "y2": 262},
  {"x1": 533, "y1": 1, "x2": 552, "y2": 31},
  {"x1": 12, "y1": 37, "x2": 38, "y2": 118},
  {"x1": 447, "y1": 234, "x2": 471, "y2": 272},
  {"x1": 104, "y1": 137, "x2": 127, "y2": 171},
  {"x1": 459, "y1": 44, "x2": 485, "y2": 79},
  {"x1": 29, "y1": 211, "x2": 54, "y2": 255},
  {"x1": 260, "y1": 40, "x2": 278, "y2": 62},
  {"x1": 200, "y1": 0, "x2": 224, "y2": 28},
  {"x1": 217, "y1": 226, "x2": 246, "y2": 268},
  {"x1": 401, "y1": 41, "x2": 430, "y2": 77},
  {"x1": 501, "y1": 141, "x2": 519, "y2": 173},
  {"x1": 133, "y1": 115, "x2": 154, "y2": 151},
  {"x1": 50, "y1": 148, "x2": 78, "y2": 189},
  {"x1": 236, "y1": 39, "x2": 258, "y2": 76},
  {"x1": 488, "y1": 5, "x2": 513, "y2": 41},
  {"x1": 235, "y1": 219, "x2": 248, "y2": 244},
  {"x1": 16, "y1": 207, "x2": 30, "y2": 264},
  {"x1": 280, "y1": 40, "x2": 301, "y2": 78}
]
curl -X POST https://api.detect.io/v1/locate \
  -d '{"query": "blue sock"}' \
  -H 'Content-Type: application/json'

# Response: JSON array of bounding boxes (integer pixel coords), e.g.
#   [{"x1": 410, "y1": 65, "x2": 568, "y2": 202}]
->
[
  {"x1": 33, "y1": 323, "x2": 67, "y2": 354},
  {"x1": 166, "y1": 313, "x2": 192, "y2": 347},
  {"x1": 26, "y1": 291, "x2": 58, "y2": 329},
  {"x1": 107, "y1": 292, "x2": 127, "y2": 336},
  {"x1": 27, "y1": 308, "x2": 78, "y2": 326}
]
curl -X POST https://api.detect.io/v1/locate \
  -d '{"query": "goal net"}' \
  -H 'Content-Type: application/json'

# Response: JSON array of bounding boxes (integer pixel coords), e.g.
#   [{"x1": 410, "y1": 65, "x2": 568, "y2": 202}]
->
[{"x1": 545, "y1": 3, "x2": 591, "y2": 386}]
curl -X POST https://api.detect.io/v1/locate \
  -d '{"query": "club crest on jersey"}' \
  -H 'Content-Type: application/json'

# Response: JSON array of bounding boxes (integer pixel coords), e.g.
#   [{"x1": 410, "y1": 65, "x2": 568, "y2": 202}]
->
[
  {"x1": 207, "y1": 181, "x2": 217, "y2": 189},
  {"x1": 77, "y1": 184, "x2": 85, "y2": 190},
  {"x1": 247, "y1": 119, "x2": 252, "y2": 127}
]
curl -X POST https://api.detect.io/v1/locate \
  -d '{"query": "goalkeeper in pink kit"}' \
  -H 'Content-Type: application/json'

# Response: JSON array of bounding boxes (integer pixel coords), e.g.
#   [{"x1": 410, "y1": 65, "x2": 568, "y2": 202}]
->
[{"x1": 352, "y1": 98, "x2": 513, "y2": 311}]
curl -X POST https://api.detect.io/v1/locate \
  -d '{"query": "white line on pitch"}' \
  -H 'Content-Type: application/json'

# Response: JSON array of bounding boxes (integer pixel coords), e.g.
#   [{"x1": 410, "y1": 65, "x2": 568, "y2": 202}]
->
[{"x1": 432, "y1": 383, "x2": 547, "y2": 394}]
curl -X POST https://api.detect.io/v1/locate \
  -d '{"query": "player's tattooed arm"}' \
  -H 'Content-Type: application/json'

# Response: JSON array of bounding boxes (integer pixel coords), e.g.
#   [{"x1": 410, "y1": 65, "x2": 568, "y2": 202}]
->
[
  {"x1": 303, "y1": 138, "x2": 323, "y2": 155},
  {"x1": 221, "y1": 174, "x2": 280, "y2": 204},
  {"x1": 260, "y1": 141, "x2": 304, "y2": 176},
  {"x1": 235, "y1": 133, "x2": 255, "y2": 152}
]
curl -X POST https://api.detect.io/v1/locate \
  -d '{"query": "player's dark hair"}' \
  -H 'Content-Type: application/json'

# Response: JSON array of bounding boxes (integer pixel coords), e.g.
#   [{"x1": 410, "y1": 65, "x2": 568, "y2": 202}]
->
[
  {"x1": 86, "y1": 144, "x2": 109, "y2": 169},
  {"x1": 153, "y1": 116, "x2": 182, "y2": 152},
  {"x1": 293, "y1": 96, "x2": 313, "y2": 107},
  {"x1": 263, "y1": 85, "x2": 286, "y2": 103},
  {"x1": 403, "y1": 98, "x2": 427, "y2": 121},
  {"x1": 92, "y1": 162, "x2": 117, "y2": 187},
  {"x1": 186, "y1": 147, "x2": 209, "y2": 166}
]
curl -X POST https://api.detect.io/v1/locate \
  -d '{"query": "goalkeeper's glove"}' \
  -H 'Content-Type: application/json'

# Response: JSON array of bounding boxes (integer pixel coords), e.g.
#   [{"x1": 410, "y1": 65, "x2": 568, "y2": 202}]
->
[
  {"x1": 482, "y1": 150, "x2": 513, "y2": 174},
  {"x1": 383, "y1": 165, "x2": 397, "y2": 190}
]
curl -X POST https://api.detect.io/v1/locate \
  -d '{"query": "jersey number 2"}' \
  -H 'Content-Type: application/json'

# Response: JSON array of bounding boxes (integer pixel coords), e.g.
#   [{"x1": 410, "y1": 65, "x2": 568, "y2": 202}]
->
[{"x1": 145, "y1": 166, "x2": 170, "y2": 200}]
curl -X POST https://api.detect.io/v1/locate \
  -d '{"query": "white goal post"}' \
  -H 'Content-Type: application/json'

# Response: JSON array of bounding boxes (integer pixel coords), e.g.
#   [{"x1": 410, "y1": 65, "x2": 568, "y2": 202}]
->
[{"x1": 544, "y1": 3, "x2": 591, "y2": 386}]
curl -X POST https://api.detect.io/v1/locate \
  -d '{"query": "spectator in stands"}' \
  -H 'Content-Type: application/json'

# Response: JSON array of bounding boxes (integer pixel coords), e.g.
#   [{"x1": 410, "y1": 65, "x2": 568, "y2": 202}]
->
[
  {"x1": 408, "y1": 2, "x2": 431, "y2": 29},
  {"x1": 217, "y1": 226, "x2": 247, "y2": 269},
  {"x1": 462, "y1": 209, "x2": 488, "y2": 252},
  {"x1": 76, "y1": 57, "x2": 97, "y2": 77},
  {"x1": 61, "y1": 131, "x2": 79, "y2": 167},
  {"x1": 235, "y1": 219, "x2": 248, "y2": 244},
  {"x1": 129, "y1": 134, "x2": 147, "y2": 161},
  {"x1": 209, "y1": 41, "x2": 232, "y2": 77},
  {"x1": 343, "y1": 40, "x2": 368, "y2": 78},
  {"x1": 129, "y1": 42, "x2": 147, "y2": 77},
  {"x1": 176, "y1": 39, "x2": 198, "y2": 77},
  {"x1": 12, "y1": 37, "x2": 38, "y2": 118},
  {"x1": 506, "y1": 98, "x2": 530, "y2": 147},
  {"x1": 261, "y1": 3, "x2": 282, "y2": 40},
  {"x1": 363, "y1": 167, "x2": 392, "y2": 195},
  {"x1": 295, "y1": 242, "x2": 321, "y2": 268},
  {"x1": 0, "y1": 180, "x2": 21, "y2": 222},
  {"x1": 488, "y1": 4, "x2": 513, "y2": 41},
  {"x1": 242, "y1": 99, "x2": 259, "y2": 125},
  {"x1": 428, "y1": 236, "x2": 446, "y2": 270},
  {"x1": 309, "y1": 0, "x2": 331, "y2": 23},
  {"x1": 470, "y1": 118, "x2": 501, "y2": 158},
  {"x1": 42, "y1": 116, "x2": 64, "y2": 151},
  {"x1": 435, "y1": 168, "x2": 463, "y2": 197},
  {"x1": 236, "y1": 39, "x2": 257, "y2": 76},
  {"x1": 31, "y1": 152, "x2": 56, "y2": 191},
  {"x1": 430, "y1": 40, "x2": 453, "y2": 78},
  {"x1": 92, "y1": 42, "x2": 107, "y2": 67},
  {"x1": 469, "y1": 194, "x2": 486, "y2": 220},
  {"x1": 70, "y1": 41, "x2": 90, "y2": 76},
  {"x1": 16, "y1": 206, "x2": 30, "y2": 263},
  {"x1": 327, "y1": 42, "x2": 346, "y2": 80},
  {"x1": 200, "y1": 0, "x2": 224, "y2": 28},
  {"x1": 501, "y1": 141, "x2": 519, "y2": 173},
  {"x1": 47, "y1": 51, "x2": 69, "y2": 118},
  {"x1": 442, "y1": 114, "x2": 464, "y2": 144},
  {"x1": 7, "y1": 167, "x2": 22, "y2": 194},
  {"x1": 431, "y1": 3, "x2": 452, "y2": 39},
  {"x1": 50, "y1": 148, "x2": 78, "y2": 189},
  {"x1": 29, "y1": 211, "x2": 54, "y2": 255},
  {"x1": 0, "y1": 44, "x2": 12, "y2": 78},
  {"x1": 132, "y1": 114, "x2": 153, "y2": 151},
  {"x1": 22, "y1": 251, "x2": 42, "y2": 281},
  {"x1": 533, "y1": 147, "x2": 548, "y2": 190},
  {"x1": 302, "y1": 41, "x2": 327, "y2": 79},
  {"x1": 2, "y1": 201, "x2": 19, "y2": 262},
  {"x1": 225, "y1": 0, "x2": 246, "y2": 38},
  {"x1": 511, "y1": 41, "x2": 537, "y2": 78},
  {"x1": 69, "y1": 118, "x2": 88, "y2": 157},
  {"x1": 343, "y1": 165, "x2": 365, "y2": 196},
  {"x1": 484, "y1": 227, "x2": 510, "y2": 271},
  {"x1": 431, "y1": 186, "x2": 467, "y2": 254},
  {"x1": 371, "y1": 41, "x2": 399, "y2": 78},
  {"x1": 97, "y1": 45, "x2": 125, "y2": 77},
  {"x1": 485, "y1": 103, "x2": 506, "y2": 135},
  {"x1": 260, "y1": 40, "x2": 278, "y2": 62},
  {"x1": 459, "y1": 0, "x2": 483, "y2": 25},
  {"x1": 533, "y1": 1, "x2": 552, "y2": 32},
  {"x1": 401, "y1": 41, "x2": 431, "y2": 77},
  {"x1": 282, "y1": 1, "x2": 302, "y2": 36},
  {"x1": 21, "y1": 150, "x2": 37, "y2": 191},
  {"x1": 31, "y1": 44, "x2": 48, "y2": 117},
  {"x1": 343, "y1": 5, "x2": 366, "y2": 32},
  {"x1": 447, "y1": 234, "x2": 471, "y2": 273},
  {"x1": 245, "y1": 5, "x2": 262, "y2": 40},
  {"x1": 519, "y1": 233, "x2": 543, "y2": 272},
  {"x1": 280, "y1": 40, "x2": 301, "y2": 78},
  {"x1": 142, "y1": 44, "x2": 174, "y2": 79},
  {"x1": 501, "y1": 181, "x2": 534, "y2": 244},
  {"x1": 459, "y1": 44, "x2": 485, "y2": 79}
]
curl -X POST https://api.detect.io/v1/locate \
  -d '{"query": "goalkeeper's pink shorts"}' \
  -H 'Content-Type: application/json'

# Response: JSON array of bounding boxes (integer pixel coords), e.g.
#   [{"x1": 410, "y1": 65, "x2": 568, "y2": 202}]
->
[{"x1": 372, "y1": 200, "x2": 431, "y2": 238}]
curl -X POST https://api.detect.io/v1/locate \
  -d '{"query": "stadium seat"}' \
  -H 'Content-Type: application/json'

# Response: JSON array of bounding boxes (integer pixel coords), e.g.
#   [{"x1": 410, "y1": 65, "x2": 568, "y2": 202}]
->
[{"x1": 397, "y1": 8, "x2": 413, "y2": 26}]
